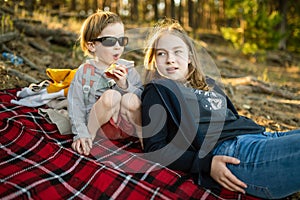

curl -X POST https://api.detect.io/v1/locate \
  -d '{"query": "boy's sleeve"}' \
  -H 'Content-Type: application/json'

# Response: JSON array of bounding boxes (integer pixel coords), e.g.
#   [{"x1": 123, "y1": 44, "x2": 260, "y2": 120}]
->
[
  {"x1": 125, "y1": 67, "x2": 143, "y2": 97},
  {"x1": 67, "y1": 66, "x2": 91, "y2": 140}
]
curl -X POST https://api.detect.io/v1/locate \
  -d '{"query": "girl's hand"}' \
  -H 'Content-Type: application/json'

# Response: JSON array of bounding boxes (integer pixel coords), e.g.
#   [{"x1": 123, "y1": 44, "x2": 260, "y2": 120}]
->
[
  {"x1": 71, "y1": 138, "x2": 92, "y2": 156},
  {"x1": 211, "y1": 155, "x2": 247, "y2": 194},
  {"x1": 112, "y1": 64, "x2": 128, "y2": 89}
]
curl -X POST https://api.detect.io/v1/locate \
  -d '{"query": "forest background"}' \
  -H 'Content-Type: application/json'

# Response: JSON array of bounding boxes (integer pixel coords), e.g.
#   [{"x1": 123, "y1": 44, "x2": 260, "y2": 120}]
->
[
  {"x1": 9, "y1": 0, "x2": 300, "y2": 54},
  {"x1": 1, "y1": 0, "x2": 299, "y2": 129}
]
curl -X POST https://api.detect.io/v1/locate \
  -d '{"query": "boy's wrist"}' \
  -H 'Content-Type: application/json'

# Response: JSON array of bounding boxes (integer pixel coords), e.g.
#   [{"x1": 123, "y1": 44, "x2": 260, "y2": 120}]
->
[{"x1": 117, "y1": 79, "x2": 128, "y2": 90}]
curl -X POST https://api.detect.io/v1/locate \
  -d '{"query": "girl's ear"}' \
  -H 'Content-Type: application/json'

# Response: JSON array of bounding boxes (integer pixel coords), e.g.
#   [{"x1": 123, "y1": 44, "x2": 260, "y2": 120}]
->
[{"x1": 87, "y1": 42, "x2": 95, "y2": 52}]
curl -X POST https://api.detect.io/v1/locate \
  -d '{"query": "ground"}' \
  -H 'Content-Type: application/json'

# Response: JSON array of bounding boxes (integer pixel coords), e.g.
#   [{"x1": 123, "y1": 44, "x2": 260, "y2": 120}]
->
[{"x1": 208, "y1": 41, "x2": 300, "y2": 132}]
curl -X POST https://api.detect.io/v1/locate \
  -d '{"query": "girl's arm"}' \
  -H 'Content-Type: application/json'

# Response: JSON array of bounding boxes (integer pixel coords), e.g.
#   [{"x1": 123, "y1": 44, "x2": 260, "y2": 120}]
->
[
  {"x1": 142, "y1": 82, "x2": 199, "y2": 172},
  {"x1": 211, "y1": 155, "x2": 247, "y2": 193}
]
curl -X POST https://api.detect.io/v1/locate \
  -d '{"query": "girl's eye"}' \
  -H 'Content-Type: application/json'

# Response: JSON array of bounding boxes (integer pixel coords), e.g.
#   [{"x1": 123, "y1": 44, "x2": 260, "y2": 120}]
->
[
  {"x1": 175, "y1": 50, "x2": 183, "y2": 54},
  {"x1": 157, "y1": 51, "x2": 166, "y2": 56}
]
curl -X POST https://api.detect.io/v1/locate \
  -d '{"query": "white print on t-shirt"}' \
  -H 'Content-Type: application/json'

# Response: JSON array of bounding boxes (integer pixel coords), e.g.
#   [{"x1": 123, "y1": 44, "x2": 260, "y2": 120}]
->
[
  {"x1": 207, "y1": 97, "x2": 223, "y2": 110},
  {"x1": 193, "y1": 89, "x2": 226, "y2": 111}
]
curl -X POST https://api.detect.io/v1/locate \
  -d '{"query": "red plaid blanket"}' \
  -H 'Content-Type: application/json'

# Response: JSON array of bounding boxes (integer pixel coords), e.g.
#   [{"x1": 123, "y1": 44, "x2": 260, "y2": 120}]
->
[{"x1": 0, "y1": 88, "x2": 262, "y2": 200}]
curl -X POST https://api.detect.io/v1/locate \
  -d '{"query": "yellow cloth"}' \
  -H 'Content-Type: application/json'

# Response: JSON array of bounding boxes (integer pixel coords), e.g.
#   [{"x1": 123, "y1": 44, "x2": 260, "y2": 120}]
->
[{"x1": 46, "y1": 68, "x2": 77, "y2": 96}]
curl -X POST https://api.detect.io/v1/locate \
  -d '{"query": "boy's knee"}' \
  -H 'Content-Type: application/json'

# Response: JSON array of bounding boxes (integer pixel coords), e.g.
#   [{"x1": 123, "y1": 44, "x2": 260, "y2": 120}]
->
[
  {"x1": 121, "y1": 93, "x2": 141, "y2": 111},
  {"x1": 100, "y1": 90, "x2": 121, "y2": 107}
]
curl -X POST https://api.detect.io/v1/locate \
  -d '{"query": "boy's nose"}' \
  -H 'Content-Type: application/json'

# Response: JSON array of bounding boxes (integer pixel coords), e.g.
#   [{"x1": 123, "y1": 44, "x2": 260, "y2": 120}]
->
[{"x1": 114, "y1": 42, "x2": 121, "y2": 49}]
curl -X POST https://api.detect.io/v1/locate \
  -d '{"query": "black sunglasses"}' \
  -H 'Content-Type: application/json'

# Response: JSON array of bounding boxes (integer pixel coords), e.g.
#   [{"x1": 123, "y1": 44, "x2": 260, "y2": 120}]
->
[{"x1": 90, "y1": 36, "x2": 129, "y2": 47}]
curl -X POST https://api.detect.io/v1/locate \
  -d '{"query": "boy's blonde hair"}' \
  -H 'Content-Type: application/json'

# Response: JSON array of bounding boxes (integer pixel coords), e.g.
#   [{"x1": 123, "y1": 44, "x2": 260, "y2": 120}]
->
[
  {"x1": 144, "y1": 18, "x2": 209, "y2": 91},
  {"x1": 79, "y1": 9, "x2": 123, "y2": 57}
]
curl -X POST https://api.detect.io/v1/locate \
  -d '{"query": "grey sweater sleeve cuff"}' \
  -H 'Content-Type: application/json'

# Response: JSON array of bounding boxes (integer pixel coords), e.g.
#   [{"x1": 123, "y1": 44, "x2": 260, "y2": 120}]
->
[{"x1": 72, "y1": 122, "x2": 91, "y2": 141}]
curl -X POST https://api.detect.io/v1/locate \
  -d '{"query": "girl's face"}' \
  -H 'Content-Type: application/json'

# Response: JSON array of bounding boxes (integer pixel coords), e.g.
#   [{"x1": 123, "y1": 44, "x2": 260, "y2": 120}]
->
[
  {"x1": 90, "y1": 23, "x2": 125, "y2": 67},
  {"x1": 155, "y1": 33, "x2": 190, "y2": 81}
]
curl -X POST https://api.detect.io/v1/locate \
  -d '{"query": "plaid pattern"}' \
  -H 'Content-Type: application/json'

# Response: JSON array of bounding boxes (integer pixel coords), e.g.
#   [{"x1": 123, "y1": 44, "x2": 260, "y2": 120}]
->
[{"x1": 0, "y1": 88, "x2": 262, "y2": 200}]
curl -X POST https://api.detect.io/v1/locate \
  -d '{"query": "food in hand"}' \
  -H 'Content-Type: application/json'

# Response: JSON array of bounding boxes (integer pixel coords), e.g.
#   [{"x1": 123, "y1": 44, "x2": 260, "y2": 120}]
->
[
  {"x1": 105, "y1": 63, "x2": 118, "y2": 78},
  {"x1": 105, "y1": 63, "x2": 128, "y2": 79}
]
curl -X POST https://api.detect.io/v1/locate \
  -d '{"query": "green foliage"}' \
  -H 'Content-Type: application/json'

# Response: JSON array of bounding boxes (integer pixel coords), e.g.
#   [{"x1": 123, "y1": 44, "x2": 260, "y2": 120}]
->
[
  {"x1": 286, "y1": 5, "x2": 300, "y2": 53},
  {"x1": 287, "y1": 26, "x2": 300, "y2": 52},
  {"x1": 221, "y1": 0, "x2": 283, "y2": 56},
  {"x1": 1, "y1": 14, "x2": 14, "y2": 34}
]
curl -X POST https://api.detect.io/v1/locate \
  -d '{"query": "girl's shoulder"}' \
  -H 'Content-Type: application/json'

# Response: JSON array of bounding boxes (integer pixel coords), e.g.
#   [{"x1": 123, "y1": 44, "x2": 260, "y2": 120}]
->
[{"x1": 145, "y1": 79, "x2": 182, "y2": 94}]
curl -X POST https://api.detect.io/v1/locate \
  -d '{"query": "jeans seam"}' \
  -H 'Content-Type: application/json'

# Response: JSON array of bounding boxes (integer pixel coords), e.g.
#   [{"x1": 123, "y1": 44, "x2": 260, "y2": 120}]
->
[{"x1": 246, "y1": 183, "x2": 273, "y2": 199}]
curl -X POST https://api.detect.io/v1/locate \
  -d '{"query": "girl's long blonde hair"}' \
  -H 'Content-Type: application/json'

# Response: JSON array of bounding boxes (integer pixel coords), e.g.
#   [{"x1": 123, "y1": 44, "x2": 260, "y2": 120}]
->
[{"x1": 144, "y1": 18, "x2": 209, "y2": 91}]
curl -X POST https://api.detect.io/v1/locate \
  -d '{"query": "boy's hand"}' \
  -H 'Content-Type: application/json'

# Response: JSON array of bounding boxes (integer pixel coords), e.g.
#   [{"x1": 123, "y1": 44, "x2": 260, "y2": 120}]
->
[
  {"x1": 71, "y1": 138, "x2": 93, "y2": 156},
  {"x1": 106, "y1": 64, "x2": 128, "y2": 89}
]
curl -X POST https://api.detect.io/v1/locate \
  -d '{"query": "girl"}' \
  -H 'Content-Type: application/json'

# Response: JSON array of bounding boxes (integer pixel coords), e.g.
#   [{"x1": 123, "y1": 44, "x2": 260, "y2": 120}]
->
[
  {"x1": 68, "y1": 10, "x2": 143, "y2": 156},
  {"x1": 141, "y1": 18, "x2": 300, "y2": 199}
]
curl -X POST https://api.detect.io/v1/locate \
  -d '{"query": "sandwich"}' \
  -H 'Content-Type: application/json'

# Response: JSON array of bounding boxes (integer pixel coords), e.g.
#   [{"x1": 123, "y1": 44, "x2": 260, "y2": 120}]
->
[
  {"x1": 105, "y1": 63, "x2": 118, "y2": 78},
  {"x1": 105, "y1": 63, "x2": 128, "y2": 79}
]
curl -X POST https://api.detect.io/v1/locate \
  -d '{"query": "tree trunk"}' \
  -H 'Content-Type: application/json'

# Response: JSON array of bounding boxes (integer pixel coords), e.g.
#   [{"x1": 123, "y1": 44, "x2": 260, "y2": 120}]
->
[
  {"x1": 84, "y1": 0, "x2": 89, "y2": 12},
  {"x1": 24, "y1": 0, "x2": 35, "y2": 17},
  {"x1": 131, "y1": 0, "x2": 138, "y2": 21},
  {"x1": 188, "y1": 0, "x2": 193, "y2": 28},
  {"x1": 164, "y1": 0, "x2": 172, "y2": 17},
  {"x1": 70, "y1": 0, "x2": 76, "y2": 11},
  {"x1": 170, "y1": 0, "x2": 175, "y2": 18},
  {"x1": 92, "y1": 0, "x2": 98, "y2": 11},
  {"x1": 153, "y1": 0, "x2": 159, "y2": 20},
  {"x1": 178, "y1": 0, "x2": 183, "y2": 23},
  {"x1": 278, "y1": 0, "x2": 288, "y2": 50},
  {"x1": 141, "y1": 0, "x2": 146, "y2": 21}
]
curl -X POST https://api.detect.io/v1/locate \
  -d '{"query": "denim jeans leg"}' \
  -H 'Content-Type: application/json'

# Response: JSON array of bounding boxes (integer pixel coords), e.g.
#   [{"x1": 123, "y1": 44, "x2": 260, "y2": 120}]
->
[{"x1": 214, "y1": 130, "x2": 300, "y2": 199}]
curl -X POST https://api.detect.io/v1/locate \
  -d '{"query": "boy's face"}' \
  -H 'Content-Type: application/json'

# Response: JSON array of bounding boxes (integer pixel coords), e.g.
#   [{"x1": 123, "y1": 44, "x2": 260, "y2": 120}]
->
[
  {"x1": 92, "y1": 23, "x2": 125, "y2": 67},
  {"x1": 154, "y1": 33, "x2": 190, "y2": 81}
]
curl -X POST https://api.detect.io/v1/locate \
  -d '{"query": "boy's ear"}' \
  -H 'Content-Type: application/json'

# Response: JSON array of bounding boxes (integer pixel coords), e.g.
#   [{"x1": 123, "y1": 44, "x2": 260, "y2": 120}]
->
[
  {"x1": 188, "y1": 56, "x2": 192, "y2": 64},
  {"x1": 87, "y1": 42, "x2": 95, "y2": 52},
  {"x1": 188, "y1": 52, "x2": 192, "y2": 63}
]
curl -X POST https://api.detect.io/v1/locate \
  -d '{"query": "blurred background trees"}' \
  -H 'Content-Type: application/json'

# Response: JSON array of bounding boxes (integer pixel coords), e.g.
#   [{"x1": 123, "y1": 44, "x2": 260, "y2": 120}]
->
[{"x1": 2, "y1": 0, "x2": 300, "y2": 54}]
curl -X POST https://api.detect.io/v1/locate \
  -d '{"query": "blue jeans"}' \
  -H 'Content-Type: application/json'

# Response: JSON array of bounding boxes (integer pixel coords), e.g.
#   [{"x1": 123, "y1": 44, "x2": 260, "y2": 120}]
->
[{"x1": 213, "y1": 130, "x2": 300, "y2": 199}]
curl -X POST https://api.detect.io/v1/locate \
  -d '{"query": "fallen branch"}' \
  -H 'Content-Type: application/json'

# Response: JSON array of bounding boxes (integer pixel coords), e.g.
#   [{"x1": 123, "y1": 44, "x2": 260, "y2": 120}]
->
[
  {"x1": 2, "y1": 44, "x2": 45, "y2": 72},
  {"x1": 223, "y1": 76, "x2": 300, "y2": 100},
  {"x1": 0, "y1": 31, "x2": 19, "y2": 43},
  {"x1": 13, "y1": 21, "x2": 77, "y2": 46},
  {"x1": 0, "y1": 6, "x2": 14, "y2": 15},
  {"x1": 5, "y1": 66, "x2": 39, "y2": 83},
  {"x1": 28, "y1": 40, "x2": 48, "y2": 52},
  {"x1": 266, "y1": 97, "x2": 300, "y2": 106},
  {"x1": 21, "y1": 55, "x2": 45, "y2": 72}
]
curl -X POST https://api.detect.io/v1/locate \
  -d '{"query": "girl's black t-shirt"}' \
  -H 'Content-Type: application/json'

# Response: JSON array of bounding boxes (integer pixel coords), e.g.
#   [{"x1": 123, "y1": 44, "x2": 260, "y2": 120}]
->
[{"x1": 141, "y1": 78, "x2": 265, "y2": 192}]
